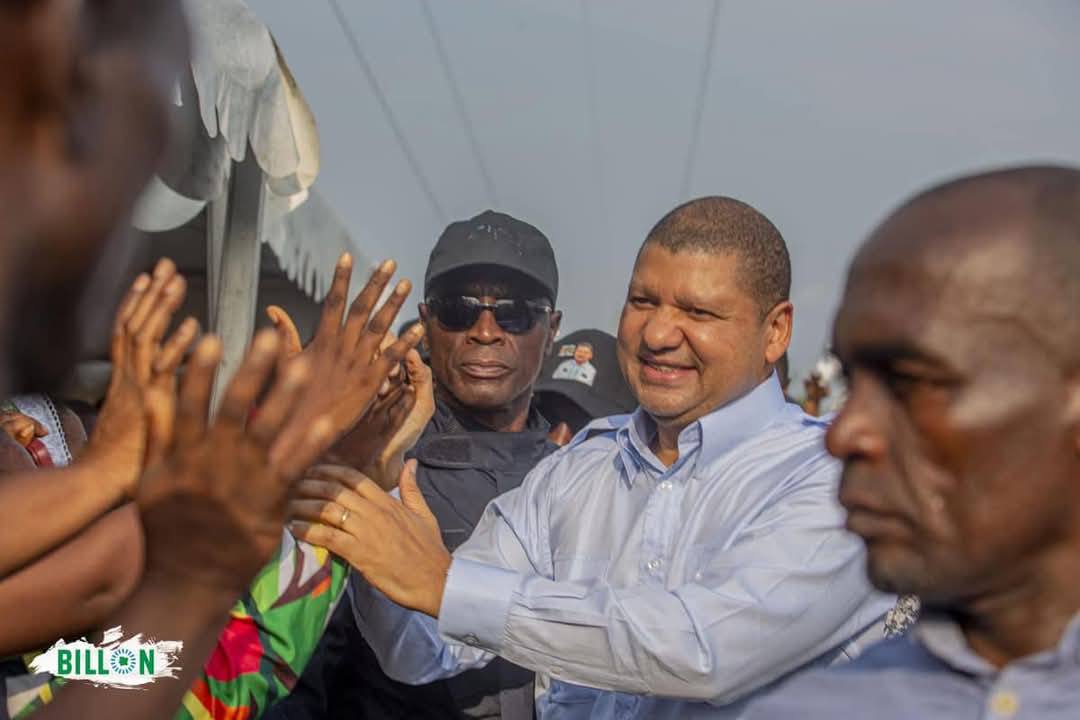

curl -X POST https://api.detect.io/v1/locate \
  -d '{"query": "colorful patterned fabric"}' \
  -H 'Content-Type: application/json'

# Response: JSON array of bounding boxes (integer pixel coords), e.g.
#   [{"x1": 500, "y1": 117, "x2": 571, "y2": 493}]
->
[{"x1": 11, "y1": 532, "x2": 347, "y2": 720}]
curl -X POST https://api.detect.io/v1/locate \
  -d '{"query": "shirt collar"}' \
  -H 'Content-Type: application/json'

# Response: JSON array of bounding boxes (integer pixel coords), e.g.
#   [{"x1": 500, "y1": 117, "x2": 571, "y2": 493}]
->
[
  {"x1": 915, "y1": 610, "x2": 1080, "y2": 674},
  {"x1": 615, "y1": 372, "x2": 787, "y2": 485}
]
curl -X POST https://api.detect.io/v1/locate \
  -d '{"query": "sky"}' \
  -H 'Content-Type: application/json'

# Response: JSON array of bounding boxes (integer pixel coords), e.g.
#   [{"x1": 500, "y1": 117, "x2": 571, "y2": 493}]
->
[{"x1": 248, "y1": 0, "x2": 1080, "y2": 377}]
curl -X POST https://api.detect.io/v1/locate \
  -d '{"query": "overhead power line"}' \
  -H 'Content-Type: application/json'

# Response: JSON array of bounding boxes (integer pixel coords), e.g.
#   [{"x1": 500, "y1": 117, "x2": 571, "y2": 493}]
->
[
  {"x1": 419, "y1": 0, "x2": 499, "y2": 208},
  {"x1": 326, "y1": 0, "x2": 447, "y2": 224},
  {"x1": 680, "y1": 0, "x2": 722, "y2": 199},
  {"x1": 580, "y1": 0, "x2": 605, "y2": 223}
]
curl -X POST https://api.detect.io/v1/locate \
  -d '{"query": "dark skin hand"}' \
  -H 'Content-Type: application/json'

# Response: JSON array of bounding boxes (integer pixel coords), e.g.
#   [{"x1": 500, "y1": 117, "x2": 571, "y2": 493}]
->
[
  {"x1": 39, "y1": 329, "x2": 330, "y2": 719},
  {"x1": 325, "y1": 348, "x2": 435, "y2": 490},
  {"x1": 0, "y1": 263, "x2": 197, "y2": 578},
  {"x1": 270, "y1": 253, "x2": 425, "y2": 469},
  {"x1": 267, "y1": 300, "x2": 435, "y2": 488},
  {"x1": 290, "y1": 462, "x2": 450, "y2": 618},
  {"x1": 84, "y1": 257, "x2": 199, "y2": 484},
  {"x1": 0, "y1": 246, "x2": 427, "y2": 686}
]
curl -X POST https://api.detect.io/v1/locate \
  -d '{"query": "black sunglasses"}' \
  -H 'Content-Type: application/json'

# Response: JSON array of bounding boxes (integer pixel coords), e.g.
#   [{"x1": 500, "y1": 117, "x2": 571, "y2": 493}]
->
[{"x1": 425, "y1": 295, "x2": 552, "y2": 334}]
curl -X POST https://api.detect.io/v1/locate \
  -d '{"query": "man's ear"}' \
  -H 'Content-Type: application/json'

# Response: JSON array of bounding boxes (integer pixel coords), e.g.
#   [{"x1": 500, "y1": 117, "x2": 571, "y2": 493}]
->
[
  {"x1": 763, "y1": 301, "x2": 793, "y2": 365},
  {"x1": 546, "y1": 311, "x2": 563, "y2": 356}
]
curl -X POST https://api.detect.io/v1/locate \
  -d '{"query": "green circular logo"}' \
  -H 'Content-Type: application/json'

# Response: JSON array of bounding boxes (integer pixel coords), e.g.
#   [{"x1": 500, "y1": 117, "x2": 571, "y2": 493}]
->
[{"x1": 110, "y1": 648, "x2": 137, "y2": 675}]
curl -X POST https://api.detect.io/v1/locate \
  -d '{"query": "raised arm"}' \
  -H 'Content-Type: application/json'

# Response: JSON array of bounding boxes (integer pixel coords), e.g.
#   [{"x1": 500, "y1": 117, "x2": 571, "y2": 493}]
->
[
  {"x1": 171, "y1": 255, "x2": 421, "y2": 718},
  {"x1": 0, "y1": 505, "x2": 142, "y2": 656},
  {"x1": 0, "y1": 263, "x2": 192, "y2": 577},
  {"x1": 33, "y1": 329, "x2": 327, "y2": 719}
]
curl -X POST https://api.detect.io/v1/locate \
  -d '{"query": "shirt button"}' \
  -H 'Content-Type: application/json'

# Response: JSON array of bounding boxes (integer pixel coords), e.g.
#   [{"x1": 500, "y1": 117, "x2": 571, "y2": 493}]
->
[
  {"x1": 659, "y1": 480, "x2": 673, "y2": 491},
  {"x1": 647, "y1": 559, "x2": 662, "y2": 571},
  {"x1": 990, "y1": 690, "x2": 1019, "y2": 717},
  {"x1": 463, "y1": 634, "x2": 480, "y2": 646}
]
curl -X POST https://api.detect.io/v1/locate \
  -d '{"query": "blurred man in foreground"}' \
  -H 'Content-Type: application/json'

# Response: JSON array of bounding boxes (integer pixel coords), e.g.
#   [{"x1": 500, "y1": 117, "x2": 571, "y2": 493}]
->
[
  {"x1": 291, "y1": 196, "x2": 893, "y2": 718},
  {"x1": 746, "y1": 165, "x2": 1080, "y2": 718},
  {"x1": 0, "y1": 2, "x2": 416, "y2": 718}
]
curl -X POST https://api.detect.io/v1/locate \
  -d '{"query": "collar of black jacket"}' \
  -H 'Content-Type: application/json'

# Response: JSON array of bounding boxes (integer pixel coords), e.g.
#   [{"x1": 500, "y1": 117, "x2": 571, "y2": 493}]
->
[{"x1": 426, "y1": 396, "x2": 551, "y2": 436}]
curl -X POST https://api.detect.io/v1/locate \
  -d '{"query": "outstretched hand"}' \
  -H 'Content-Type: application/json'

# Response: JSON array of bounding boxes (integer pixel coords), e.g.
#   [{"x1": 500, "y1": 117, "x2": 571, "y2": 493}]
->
[
  {"x1": 373, "y1": 349, "x2": 435, "y2": 480},
  {"x1": 268, "y1": 254, "x2": 424, "y2": 474},
  {"x1": 289, "y1": 461, "x2": 450, "y2": 618},
  {"x1": 137, "y1": 330, "x2": 332, "y2": 594},
  {"x1": 327, "y1": 346, "x2": 435, "y2": 489},
  {"x1": 83, "y1": 259, "x2": 199, "y2": 499}
]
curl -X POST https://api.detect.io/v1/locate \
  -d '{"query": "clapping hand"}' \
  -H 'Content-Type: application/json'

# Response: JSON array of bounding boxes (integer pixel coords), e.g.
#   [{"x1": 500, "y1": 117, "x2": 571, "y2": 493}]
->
[
  {"x1": 137, "y1": 330, "x2": 331, "y2": 593},
  {"x1": 266, "y1": 253, "x2": 424, "y2": 475},
  {"x1": 82, "y1": 259, "x2": 199, "y2": 499},
  {"x1": 326, "y1": 346, "x2": 435, "y2": 490}
]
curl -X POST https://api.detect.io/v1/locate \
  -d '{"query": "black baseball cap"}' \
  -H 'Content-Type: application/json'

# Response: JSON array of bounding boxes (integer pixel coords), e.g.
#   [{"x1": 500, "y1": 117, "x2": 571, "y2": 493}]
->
[
  {"x1": 424, "y1": 210, "x2": 559, "y2": 304},
  {"x1": 534, "y1": 329, "x2": 636, "y2": 432}
]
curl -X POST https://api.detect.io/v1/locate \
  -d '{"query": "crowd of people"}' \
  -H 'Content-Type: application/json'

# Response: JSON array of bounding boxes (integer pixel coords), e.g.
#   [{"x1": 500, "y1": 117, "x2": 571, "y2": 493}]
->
[{"x1": 1, "y1": 2, "x2": 1078, "y2": 719}]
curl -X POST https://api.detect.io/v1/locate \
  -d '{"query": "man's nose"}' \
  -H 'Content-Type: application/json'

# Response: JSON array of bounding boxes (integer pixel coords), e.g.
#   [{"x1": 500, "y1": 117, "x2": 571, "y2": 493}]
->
[
  {"x1": 641, "y1": 307, "x2": 684, "y2": 352},
  {"x1": 468, "y1": 308, "x2": 505, "y2": 344},
  {"x1": 825, "y1": 375, "x2": 888, "y2": 462}
]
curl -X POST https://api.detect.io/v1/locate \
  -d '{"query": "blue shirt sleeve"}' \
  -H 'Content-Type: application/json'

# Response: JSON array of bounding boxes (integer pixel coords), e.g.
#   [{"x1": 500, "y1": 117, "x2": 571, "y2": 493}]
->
[
  {"x1": 348, "y1": 570, "x2": 495, "y2": 684},
  {"x1": 438, "y1": 451, "x2": 889, "y2": 704},
  {"x1": 349, "y1": 451, "x2": 565, "y2": 685}
]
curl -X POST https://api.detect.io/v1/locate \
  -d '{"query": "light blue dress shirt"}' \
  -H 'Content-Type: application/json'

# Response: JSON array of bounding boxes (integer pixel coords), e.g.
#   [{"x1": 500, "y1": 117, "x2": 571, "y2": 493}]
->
[
  {"x1": 744, "y1": 613, "x2": 1080, "y2": 719},
  {"x1": 351, "y1": 374, "x2": 894, "y2": 718}
]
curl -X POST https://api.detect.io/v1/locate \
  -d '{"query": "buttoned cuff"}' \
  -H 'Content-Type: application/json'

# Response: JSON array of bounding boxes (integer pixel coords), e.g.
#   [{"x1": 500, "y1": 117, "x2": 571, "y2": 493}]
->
[{"x1": 438, "y1": 557, "x2": 521, "y2": 652}]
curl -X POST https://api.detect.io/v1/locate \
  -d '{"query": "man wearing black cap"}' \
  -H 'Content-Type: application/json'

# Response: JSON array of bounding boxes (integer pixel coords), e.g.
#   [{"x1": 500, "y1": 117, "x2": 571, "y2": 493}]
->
[
  {"x1": 420, "y1": 210, "x2": 561, "y2": 434},
  {"x1": 534, "y1": 329, "x2": 637, "y2": 436},
  {"x1": 270, "y1": 210, "x2": 563, "y2": 720}
]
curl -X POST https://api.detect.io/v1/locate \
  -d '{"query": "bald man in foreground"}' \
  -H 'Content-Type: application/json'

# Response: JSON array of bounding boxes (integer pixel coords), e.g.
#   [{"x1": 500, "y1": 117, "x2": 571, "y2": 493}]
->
[{"x1": 745, "y1": 165, "x2": 1080, "y2": 718}]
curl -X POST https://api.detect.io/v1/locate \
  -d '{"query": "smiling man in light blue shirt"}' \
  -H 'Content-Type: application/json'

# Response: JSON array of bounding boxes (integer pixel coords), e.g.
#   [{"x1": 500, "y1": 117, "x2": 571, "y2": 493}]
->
[{"x1": 290, "y1": 196, "x2": 894, "y2": 718}]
